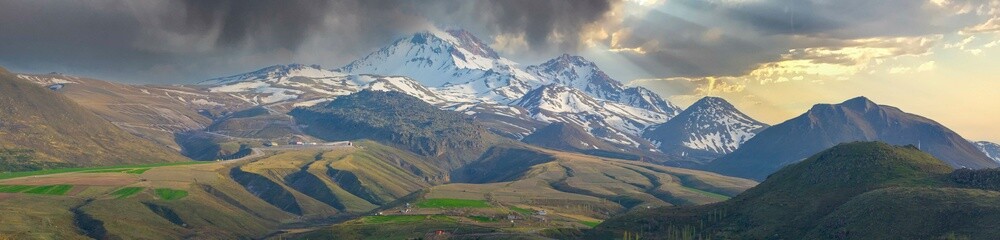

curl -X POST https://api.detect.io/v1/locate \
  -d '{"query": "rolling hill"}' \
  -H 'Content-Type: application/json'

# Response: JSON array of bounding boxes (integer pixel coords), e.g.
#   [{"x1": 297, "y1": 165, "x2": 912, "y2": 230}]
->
[
  {"x1": 707, "y1": 97, "x2": 997, "y2": 180},
  {"x1": 592, "y1": 142, "x2": 1000, "y2": 239},
  {"x1": 0, "y1": 68, "x2": 187, "y2": 171}
]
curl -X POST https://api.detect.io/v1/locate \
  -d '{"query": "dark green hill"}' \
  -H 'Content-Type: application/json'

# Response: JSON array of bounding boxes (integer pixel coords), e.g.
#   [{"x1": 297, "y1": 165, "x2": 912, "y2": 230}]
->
[
  {"x1": 0, "y1": 67, "x2": 186, "y2": 171},
  {"x1": 590, "y1": 142, "x2": 1000, "y2": 239},
  {"x1": 805, "y1": 187, "x2": 1000, "y2": 239},
  {"x1": 290, "y1": 90, "x2": 507, "y2": 170}
]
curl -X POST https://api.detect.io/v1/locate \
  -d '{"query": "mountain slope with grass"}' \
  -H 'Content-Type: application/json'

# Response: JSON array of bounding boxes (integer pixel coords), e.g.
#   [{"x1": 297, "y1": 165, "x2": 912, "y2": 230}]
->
[
  {"x1": 290, "y1": 90, "x2": 508, "y2": 170},
  {"x1": 0, "y1": 68, "x2": 187, "y2": 171},
  {"x1": 593, "y1": 142, "x2": 1000, "y2": 239},
  {"x1": 16, "y1": 72, "x2": 246, "y2": 151}
]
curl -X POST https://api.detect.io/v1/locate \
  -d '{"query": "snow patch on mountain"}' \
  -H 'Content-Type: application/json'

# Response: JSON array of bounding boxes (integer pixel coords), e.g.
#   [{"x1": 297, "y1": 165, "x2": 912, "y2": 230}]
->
[
  {"x1": 200, "y1": 64, "x2": 449, "y2": 105},
  {"x1": 974, "y1": 141, "x2": 1000, "y2": 163},
  {"x1": 526, "y1": 54, "x2": 681, "y2": 116}
]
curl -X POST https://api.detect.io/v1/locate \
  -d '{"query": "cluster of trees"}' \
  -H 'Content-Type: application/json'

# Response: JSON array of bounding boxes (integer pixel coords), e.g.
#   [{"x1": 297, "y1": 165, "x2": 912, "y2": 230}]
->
[{"x1": 950, "y1": 168, "x2": 1000, "y2": 191}]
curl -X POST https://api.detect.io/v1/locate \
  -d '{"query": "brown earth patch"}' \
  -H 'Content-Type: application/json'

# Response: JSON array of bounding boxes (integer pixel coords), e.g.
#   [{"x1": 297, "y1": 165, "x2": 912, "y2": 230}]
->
[
  {"x1": 0, "y1": 193, "x2": 14, "y2": 202},
  {"x1": 66, "y1": 185, "x2": 89, "y2": 196}
]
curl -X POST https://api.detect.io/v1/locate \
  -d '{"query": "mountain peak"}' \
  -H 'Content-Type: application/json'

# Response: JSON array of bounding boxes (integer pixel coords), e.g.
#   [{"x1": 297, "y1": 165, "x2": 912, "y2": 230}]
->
[
  {"x1": 712, "y1": 96, "x2": 998, "y2": 180},
  {"x1": 340, "y1": 29, "x2": 519, "y2": 89},
  {"x1": 406, "y1": 29, "x2": 499, "y2": 59},
  {"x1": 644, "y1": 95, "x2": 767, "y2": 157},
  {"x1": 841, "y1": 96, "x2": 877, "y2": 110},
  {"x1": 544, "y1": 54, "x2": 597, "y2": 68},
  {"x1": 691, "y1": 96, "x2": 733, "y2": 108}
]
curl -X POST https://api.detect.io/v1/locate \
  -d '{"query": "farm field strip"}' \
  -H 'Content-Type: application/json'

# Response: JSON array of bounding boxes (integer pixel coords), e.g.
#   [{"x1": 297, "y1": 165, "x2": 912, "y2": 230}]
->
[
  {"x1": 0, "y1": 184, "x2": 73, "y2": 195},
  {"x1": 0, "y1": 161, "x2": 212, "y2": 180}
]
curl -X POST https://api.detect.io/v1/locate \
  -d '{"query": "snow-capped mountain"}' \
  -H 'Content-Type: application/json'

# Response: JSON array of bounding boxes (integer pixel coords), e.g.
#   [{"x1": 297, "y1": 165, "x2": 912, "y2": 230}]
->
[
  {"x1": 197, "y1": 29, "x2": 685, "y2": 159},
  {"x1": 199, "y1": 64, "x2": 445, "y2": 106},
  {"x1": 516, "y1": 84, "x2": 669, "y2": 148},
  {"x1": 974, "y1": 141, "x2": 1000, "y2": 163},
  {"x1": 526, "y1": 54, "x2": 681, "y2": 115},
  {"x1": 339, "y1": 29, "x2": 541, "y2": 102},
  {"x1": 644, "y1": 97, "x2": 768, "y2": 160}
]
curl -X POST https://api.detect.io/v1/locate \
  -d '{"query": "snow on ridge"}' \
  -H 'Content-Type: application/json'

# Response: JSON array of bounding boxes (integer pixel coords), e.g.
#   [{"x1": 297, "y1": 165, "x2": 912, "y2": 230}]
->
[
  {"x1": 974, "y1": 141, "x2": 1000, "y2": 163},
  {"x1": 673, "y1": 97, "x2": 767, "y2": 154}
]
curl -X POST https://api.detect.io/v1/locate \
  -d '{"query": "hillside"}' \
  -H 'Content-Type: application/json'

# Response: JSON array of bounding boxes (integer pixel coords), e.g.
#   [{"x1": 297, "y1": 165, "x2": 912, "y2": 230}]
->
[
  {"x1": 16, "y1": 73, "x2": 245, "y2": 151},
  {"x1": 593, "y1": 142, "x2": 1000, "y2": 239},
  {"x1": 290, "y1": 90, "x2": 508, "y2": 170},
  {"x1": 708, "y1": 97, "x2": 996, "y2": 180},
  {"x1": 0, "y1": 68, "x2": 187, "y2": 170}
]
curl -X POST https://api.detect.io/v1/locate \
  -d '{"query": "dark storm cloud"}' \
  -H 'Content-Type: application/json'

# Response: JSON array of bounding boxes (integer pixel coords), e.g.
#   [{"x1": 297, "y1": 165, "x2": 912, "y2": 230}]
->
[
  {"x1": 608, "y1": 9, "x2": 779, "y2": 78},
  {"x1": 449, "y1": 0, "x2": 614, "y2": 50},
  {"x1": 0, "y1": 0, "x2": 617, "y2": 83},
  {"x1": 679, "y1": 0, "x2": 984, "y2": 38},
  {"x1": 171, "y1": 0, "x2": 334, "y2": 50}
]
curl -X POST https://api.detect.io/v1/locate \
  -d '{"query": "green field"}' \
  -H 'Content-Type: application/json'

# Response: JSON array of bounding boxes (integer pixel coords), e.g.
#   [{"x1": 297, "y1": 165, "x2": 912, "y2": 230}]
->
[
  {"x1": 468, "y1": 216, "x2": 497, "y2": 222},
  {"x1": 580, "y1": 220, "x2": 602, "y2": 228},
  {"x1": 363, "y1": 215, "x2": 453, "y2": 224},
  {"x1": 154, "y1": 188, "x2": 188, "y2": 200},
  {"x1": 510, "y1": 206, "x2": 534, "y2": 215},
  {"x1": 8, "y1": 184, "x2": 73, "y2": 195},
  {"x1": 110, "y1": 187, "x2": 145, "y2": 199},
  {"x1": 0, "y1": 161, "x2": 211, "y2": 180},
  {"x1": 0, "y1": 185, "x2": 34, "y2": 193},
  {"x1": 416, "y1": 198, "x2": 490, "y2": 208}
]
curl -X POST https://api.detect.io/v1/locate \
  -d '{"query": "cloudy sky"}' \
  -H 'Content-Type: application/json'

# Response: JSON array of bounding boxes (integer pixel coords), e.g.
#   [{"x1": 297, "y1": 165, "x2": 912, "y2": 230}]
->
[{"x1": 1, "y1": 0, "x2": 998, "y2": 142}]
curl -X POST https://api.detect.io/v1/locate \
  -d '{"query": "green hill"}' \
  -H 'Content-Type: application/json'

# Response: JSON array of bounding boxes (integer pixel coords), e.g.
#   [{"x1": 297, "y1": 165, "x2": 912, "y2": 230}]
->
[
  {"x1": 290, "y1": 90, "x2": 508, "y2": 170},
  {"x1": 0, "y1": 68, "x2": 187, "y2": 171},
  {"x1": 592, "y1": 142, "x2": 1000, "y2": 239}
]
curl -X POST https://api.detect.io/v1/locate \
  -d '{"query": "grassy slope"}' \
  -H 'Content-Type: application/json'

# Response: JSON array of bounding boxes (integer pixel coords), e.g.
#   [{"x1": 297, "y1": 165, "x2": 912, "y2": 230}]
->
[
  {"x1": 0, "y1": 161, "x2": 291, "y2": 239},
  {"x1": 0, "y1": 70, "x2": 188, "y2": 169},
  {"x1": 427, "y1": 146, "x2": 756, "y2": 219},
  {"x1": 592, "y1": 142, "x2": 999, "y2": 239},
  {"x1": 230, "y1": 141, "x2": 448, "y2": 215},
  {"x1": 14, "y1": 73, "x2": 246, "y2": 151}
]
